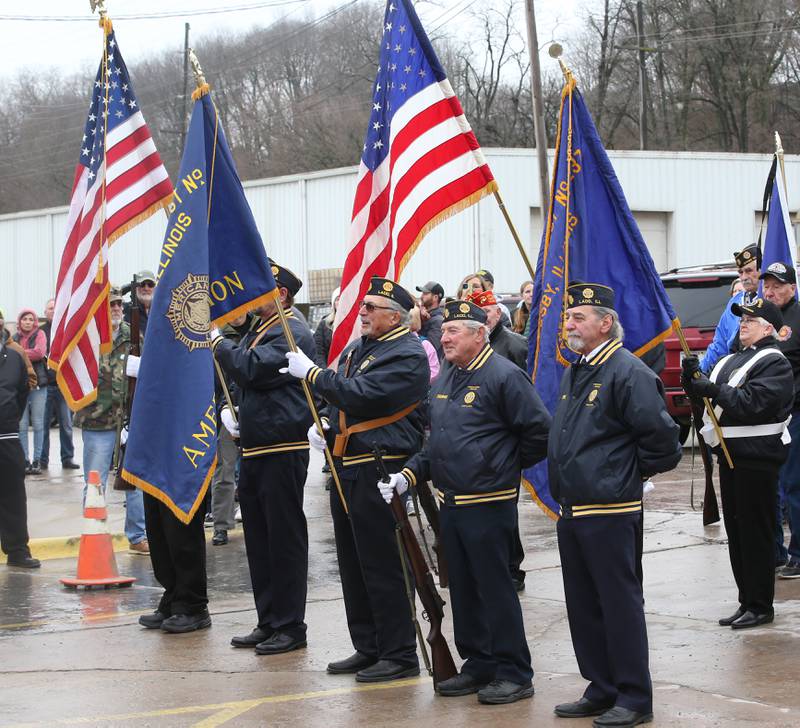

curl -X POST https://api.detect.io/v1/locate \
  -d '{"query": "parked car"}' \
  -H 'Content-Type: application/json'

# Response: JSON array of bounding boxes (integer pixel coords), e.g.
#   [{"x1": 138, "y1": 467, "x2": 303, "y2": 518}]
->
[{"x1": 660, "y1": 264, "x2": 739, "y2": 443}]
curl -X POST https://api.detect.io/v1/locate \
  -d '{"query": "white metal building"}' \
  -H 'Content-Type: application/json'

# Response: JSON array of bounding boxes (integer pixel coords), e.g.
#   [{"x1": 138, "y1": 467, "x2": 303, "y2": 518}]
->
[{"x1": 1, "y1": 148, "x2": 797, "y2": 320}]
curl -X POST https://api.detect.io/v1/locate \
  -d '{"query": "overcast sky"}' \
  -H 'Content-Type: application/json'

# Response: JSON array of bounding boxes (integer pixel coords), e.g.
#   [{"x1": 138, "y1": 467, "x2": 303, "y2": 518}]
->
[{"x1": 1, "y1": 0, "x2": 585, "y2": 82}]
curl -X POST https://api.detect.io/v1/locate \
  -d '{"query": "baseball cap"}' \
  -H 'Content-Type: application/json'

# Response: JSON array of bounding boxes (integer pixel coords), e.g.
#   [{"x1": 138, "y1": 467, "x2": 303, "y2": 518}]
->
[
  {"x1": 731, "y1": 298, "x2": 784, "y2": 331},
  {"x1": 415, "y1": 281, "x2": 444, "y2": 298},
  {"x1": 759, "y1": 261, "x2": 797, "y2": 285}
]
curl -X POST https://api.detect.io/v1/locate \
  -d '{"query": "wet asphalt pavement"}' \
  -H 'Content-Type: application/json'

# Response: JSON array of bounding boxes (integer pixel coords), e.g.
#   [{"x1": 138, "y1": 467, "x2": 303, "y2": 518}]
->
[{"x1": 1, "y1": 449, "x2": 799, "y2": 727}]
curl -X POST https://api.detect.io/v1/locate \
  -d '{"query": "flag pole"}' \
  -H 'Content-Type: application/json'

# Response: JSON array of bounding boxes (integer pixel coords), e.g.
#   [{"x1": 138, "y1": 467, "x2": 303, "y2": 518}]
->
[
  {"x1": 492, "y1": 190, "x2": 536, "y2": 282},
  {"x1": 273, "y1": 301, "x2": 349, "y2": 514},
  {"x1": 776, "y1": 131, "x2": 788, "y2": 201}
]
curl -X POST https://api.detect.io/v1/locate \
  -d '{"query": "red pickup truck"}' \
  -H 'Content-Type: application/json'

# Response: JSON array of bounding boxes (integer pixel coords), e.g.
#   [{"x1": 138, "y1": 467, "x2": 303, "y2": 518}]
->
[{"x1": 659, "y1": 265, "x2": 739, "y2": 443}]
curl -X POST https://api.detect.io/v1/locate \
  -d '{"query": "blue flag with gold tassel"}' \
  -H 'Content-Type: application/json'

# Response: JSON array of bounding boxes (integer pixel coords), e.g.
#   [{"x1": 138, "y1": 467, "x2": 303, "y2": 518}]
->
[
  {"x1": 123, "y1": 83, "x2": 278, "y2": 522},
  {"x1": 523, "y1": 71, "x2": 677, "y2": 520}
]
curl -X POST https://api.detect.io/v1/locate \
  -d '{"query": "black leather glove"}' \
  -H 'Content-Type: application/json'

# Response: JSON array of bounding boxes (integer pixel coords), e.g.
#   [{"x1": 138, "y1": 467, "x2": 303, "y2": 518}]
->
[
  {"x1": 689, "y1": 371, "x2": 720, "y2": 399},
  {"x1": 681, "y1": 354, "x2": 701, "y2": 378}
]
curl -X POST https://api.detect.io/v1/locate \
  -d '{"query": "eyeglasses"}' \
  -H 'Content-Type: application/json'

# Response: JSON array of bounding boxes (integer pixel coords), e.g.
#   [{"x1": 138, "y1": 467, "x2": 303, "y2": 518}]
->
[
  {"x1": 109, "y1": 301, "x2": 123, "y2": 308},
  {"x1": 359, "y1": 300, "x2": 395, "y2": 313},
  {"x1": 139, "y1": 281, "x2": 155, "y2": 288}
]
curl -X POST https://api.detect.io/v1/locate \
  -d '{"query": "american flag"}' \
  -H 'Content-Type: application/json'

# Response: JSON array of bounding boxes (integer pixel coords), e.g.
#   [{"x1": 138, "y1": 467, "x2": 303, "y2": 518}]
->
[
  {"x1": 49, "y1": 28, "x2": 173, "y2": 410},
  {"x1": 328, "y1": 0, "x2": 497, "y2": 365}
]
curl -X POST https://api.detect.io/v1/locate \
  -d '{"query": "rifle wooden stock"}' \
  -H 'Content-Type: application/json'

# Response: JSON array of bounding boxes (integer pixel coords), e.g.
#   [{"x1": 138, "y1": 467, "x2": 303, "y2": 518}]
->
[
  {"x1": 414, "y1": 480, "x2": 449, "y2": 588},
  {"x1": 389, "y1": 493, "x2": 457, "y2": 687},
  {"x1": 692, "y1": 400, "x2": 720, "y2": 526}
]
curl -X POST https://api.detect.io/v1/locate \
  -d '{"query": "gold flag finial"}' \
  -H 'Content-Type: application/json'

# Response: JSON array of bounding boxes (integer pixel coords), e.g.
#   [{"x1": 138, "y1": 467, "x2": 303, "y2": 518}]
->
[
  {"x1": 89, "y1": 0, "x2": 107, "y2": 16},
  {"x1": 188, "y1": 48, "x2": 211, "y2": 100},
  {"x1": 548, "y1": 43, "x2": 573, "y2": 83},
  {"x1": 775, "y1": 131, "x2": 784, "y2": 157}
]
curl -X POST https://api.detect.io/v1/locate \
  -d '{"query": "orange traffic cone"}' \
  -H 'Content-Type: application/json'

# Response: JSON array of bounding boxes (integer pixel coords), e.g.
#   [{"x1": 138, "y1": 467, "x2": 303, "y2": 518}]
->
[{"x1": 60, "y1": 470, "x2": 136, "y2": 589}]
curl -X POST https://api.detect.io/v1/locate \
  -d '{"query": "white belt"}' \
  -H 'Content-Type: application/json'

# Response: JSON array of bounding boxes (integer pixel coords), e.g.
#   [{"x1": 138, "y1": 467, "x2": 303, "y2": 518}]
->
[{"x1": 701, "y1": 416, "x2": 791, "y2": 447}]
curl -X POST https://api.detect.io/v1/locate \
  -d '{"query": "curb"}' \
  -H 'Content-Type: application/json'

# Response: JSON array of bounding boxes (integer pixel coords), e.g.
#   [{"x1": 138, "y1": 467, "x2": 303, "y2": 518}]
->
[
  {"x1": 0, "y1": 533, "x2": 130, "y2": 563},
  {"x1": 2, "y1": 528, "x2": 243, "y2": 563}
]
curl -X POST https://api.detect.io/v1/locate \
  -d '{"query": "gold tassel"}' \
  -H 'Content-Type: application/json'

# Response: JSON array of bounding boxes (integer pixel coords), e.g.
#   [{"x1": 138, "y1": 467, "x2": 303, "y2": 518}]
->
[{"x1": 191, "y1": 83, "x2": 211, "y2": 101}]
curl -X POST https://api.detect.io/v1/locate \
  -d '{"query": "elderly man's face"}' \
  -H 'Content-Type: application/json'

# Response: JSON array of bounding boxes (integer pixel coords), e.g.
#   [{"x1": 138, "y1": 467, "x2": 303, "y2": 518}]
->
[
  {"x1": 762, "y1": 277, "x2": 796, "y2": 308},
  {"x1": 739, "y1": 314, "x2": 773, "y2": 347},
  {"x1": 738, "y1": 261, "x2": 760, "y2": 293},
  {"x1": 359, "y1": 295, "x2": 400, "y2": 338},
  {"x1": 441, "y1": 321, "x2": 485, "y2": 367},
  {"x1": 564, "y1": 305, "x2": 612, "y2": 355},
  {"x1": 485, "y1": 305, "x2": 502, "y2": 331},
  {"x1": 44, "y1": 299, "x2": 55, "y2": 321},
  {"x1": 137, "y1": 280, "x2": 155, "y2": 307}
]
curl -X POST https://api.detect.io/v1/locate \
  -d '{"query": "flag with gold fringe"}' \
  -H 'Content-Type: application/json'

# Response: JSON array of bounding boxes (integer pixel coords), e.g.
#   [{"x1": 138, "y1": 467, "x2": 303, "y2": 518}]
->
[{"x1": 524, "y1": 70, "x2": 678, "y2": 520}]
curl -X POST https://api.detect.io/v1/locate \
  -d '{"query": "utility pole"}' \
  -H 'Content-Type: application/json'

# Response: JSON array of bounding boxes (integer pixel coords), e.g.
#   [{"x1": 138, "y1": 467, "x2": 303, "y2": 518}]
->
[
  {"x1": 523, "y1": 0, "x2": 551, "y2": 243},
  {"x1": 180, "y1": 22, "x2": 191, "y2": 153},
  {"x1": 635, "y1": 1, "x2": 648, "y2": 150}
]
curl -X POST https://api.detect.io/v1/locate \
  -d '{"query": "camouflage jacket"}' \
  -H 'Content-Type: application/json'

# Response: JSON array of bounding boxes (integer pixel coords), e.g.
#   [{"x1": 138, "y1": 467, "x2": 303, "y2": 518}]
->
[{"x1": 73, "y1": 323, "x2": 130, "y2": 431}]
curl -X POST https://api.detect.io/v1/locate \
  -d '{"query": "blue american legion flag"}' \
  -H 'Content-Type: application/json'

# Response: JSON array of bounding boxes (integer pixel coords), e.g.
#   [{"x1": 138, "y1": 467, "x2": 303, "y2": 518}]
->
[
  {"x1": 524, "y1": 73, "x2": 678, "y2": 519},
  {"x1": 329, "y1": 0, "x2": 497, "y2": 364},
  {"x1": 50, "y1": 24, "x2": 172, "y2": 410},
  {"x1": 761, "y1": 139, "x2": 798, "y2": 301},
  {"x1": 123, "y1": 84, "x2": 278, "y2": 522}
]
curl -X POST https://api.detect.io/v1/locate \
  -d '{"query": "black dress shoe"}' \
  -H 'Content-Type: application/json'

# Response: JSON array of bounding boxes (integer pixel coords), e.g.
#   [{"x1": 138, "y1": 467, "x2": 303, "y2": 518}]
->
[
  {"x1": 355, "y1": 659, "x2": 420, "y2": 683},
  {"x1": 555, "y1": 696, "x2": 615, "y2": 718},
  {"x1": 730, "y1": 610, "x2": 774, "y2": 630},
  {"x1": 6, "y1": 554, "x2": 41, "y2": 569},
  {"x1": 254, "y1": 632, "x2": 307, "y2": 655},
  {"x1": 477, "y1": 679, "x2": 534, "y2": 705},
  {"x1": 718, "y1": 606, "x2": 746, "y2": 626},
  {"x1": 593, "y1": 706, "x2": 653, "y2": 727},
  {"x1": 437, "y1": 672, "x2": 489, "y2": 696},
  {"x1": 62, "y1": 460, "x2": 80, "y2": 470},
  {"x1": 231, "y1": 627, "x2": 272, "y2": 648},
  {"x1": 212, "y1": 529, "x2": 228, "y2": 545},
  {"x1": 327, "y1": 652, "x2": 378, "y2": 674},
  {"x1": 139, "y1": 611, "x2": 168, "y2": 629},
  {"x1": 161, "y1": 610, "x2": 212, "y2": 633}
]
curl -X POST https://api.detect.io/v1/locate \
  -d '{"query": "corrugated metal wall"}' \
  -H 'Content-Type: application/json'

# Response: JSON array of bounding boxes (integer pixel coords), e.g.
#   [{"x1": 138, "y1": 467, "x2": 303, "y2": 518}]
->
[{"x1": 1, "y1": 149, "x2": 797, "y2": 322}]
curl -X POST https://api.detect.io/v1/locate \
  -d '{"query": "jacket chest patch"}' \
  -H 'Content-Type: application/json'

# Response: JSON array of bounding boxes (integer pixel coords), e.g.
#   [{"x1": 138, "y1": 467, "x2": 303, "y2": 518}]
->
[
  {"x1": 585, "y1": 383, "x2": 602, "y2": 407},
  {"x1": 357, "y1": 356, "x2": 375, "y2": 372},
  {"x1": 463, "y1": 391, "x2": 476, "y2": 405}
]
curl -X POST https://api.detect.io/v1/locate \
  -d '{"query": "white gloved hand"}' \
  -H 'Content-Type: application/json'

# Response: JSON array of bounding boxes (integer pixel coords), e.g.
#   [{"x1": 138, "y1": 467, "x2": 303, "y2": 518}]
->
[
  {"x1": 125, "y1": 355, "x2": 141, "y2": 378},
  {"x1": 279, "y1": 350, "x2": 315, "y2": 379},
  {"x1": 220, "y1": 406, "x2": 240, "y2": 438},
  {"x1": 209, "y1": 326, "x2": 221, "y2": 341},
  {"x1": 377, "y1": 472, "x2": 409, "y2": 504},
  {"x1": 307, "y1": 420, "x2": 329, "y2": 452},
  {"x1": 120, "y1": 426, "x2": 128, "y2": 446}
]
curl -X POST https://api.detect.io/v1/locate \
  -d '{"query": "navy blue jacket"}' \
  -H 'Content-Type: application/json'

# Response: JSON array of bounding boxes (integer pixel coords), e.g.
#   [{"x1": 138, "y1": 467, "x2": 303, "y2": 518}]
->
[
  {"x1": 402, "y1": 344, "x2": 550, "y2": 504},
  {"x1": 213, "y1": 309, "x2": 315, "y2": 458},
  {"x1": 548, "y1": 338, "x2": 681, "y2": 517},
  {"x1": 305, "y1": 325, "x2": 429, "y2": 468}
]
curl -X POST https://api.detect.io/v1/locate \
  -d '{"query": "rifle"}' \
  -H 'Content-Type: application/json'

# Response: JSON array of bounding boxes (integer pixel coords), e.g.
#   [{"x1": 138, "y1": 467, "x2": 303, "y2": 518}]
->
[
  {"x1": 113, "y1": 279, "x2": 140, "y2": 491},
  {"x1": 414, "y1": 480, "x2": 449, "y2": 588},
  {"x1": 372, "y1": 444, "x2": 457, "y2": 690},
  {"x1": 691, "y1": 399, "x2": 720, "y2": 525}
]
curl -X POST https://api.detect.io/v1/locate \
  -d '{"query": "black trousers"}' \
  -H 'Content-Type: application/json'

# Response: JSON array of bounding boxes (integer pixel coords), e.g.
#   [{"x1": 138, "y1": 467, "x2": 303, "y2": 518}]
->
[
  {"x1": 509, "y1": 488, "x2": 525, "y2": 583},
  {"x1": 144, "y1": 492, "x2": 207, "y2": 616},
  {"x1": 239, "y1": 452, "x2": 309, "y2": 640},
  {"x1": 329, "y1": 462, "x2": 417, "y2": 665},
  {"x1": 0, "y1": 438, "x2": 31, "y2": 558},
  {"x1": 557, "y1": 513, "x2": 652, "y2": 714},
  {"x1": 719, "y1": 460, "x2": 776, "y2": 615},
  {"x1": 441, "y1": 498, "x2": 533, "y2": 684}
]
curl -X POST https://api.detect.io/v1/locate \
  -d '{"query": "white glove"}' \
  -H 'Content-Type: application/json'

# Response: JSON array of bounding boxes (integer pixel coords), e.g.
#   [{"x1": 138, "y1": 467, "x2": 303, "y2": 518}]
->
[
  {"x1": 280, "y1": 350, "x2": 315, "y2": 379},
  {"x1": 220, "y1": 406, "x2": 240, "y2": 438},
  {"x1": 643, "y1": 479, "x2": 655, "y2": 496},
  {"x1": 120, "y1": 426, "x2": 128, "y2": 446},
  {"x1": 307, "y1": 421, "x2": 329, "y2": 452},
  {"x1": 209, "y1": 326, "x2": 221, "y2": 341},
  {"x1": 125, "y1": 355, "x2": 141, "y2": 378},
  {"x1": 377, "y1": 472, "x2": 409, "y2": 504}
]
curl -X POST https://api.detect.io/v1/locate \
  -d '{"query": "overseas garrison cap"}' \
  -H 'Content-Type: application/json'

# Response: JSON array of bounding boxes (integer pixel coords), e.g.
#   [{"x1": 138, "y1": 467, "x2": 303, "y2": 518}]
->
[
  {"x1": 366, "y1": 277, "x2": 415, "y2": 311},
  {"x1": 759, "y1": 261, "x2": 797, "y2": 285},
  {"x1": 734, "y1": 244, "x2": 761, "y2": 269},
  {"x1": 109, "y1": 287, "x2": 124, "y2": 304},
  {"x1": 443, "y1": 299, "x2": 488, "y2": 324},
  {"x1": 566, "y1": 281, "x2": 616, "y2": 310},
  {"x1": 268, "y1": 258, "x2": 303, "y2": 296},
  {"x1": 467, "y1": 290, "x2": 497, "y2": 308},
  {"x1": 732, "y1": 297, "x2": 784, "y2": 332}
]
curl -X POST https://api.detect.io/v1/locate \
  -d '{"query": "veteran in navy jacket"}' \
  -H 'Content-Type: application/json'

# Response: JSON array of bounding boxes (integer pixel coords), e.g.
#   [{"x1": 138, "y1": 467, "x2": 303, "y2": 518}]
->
[
  {"x1": 283, "y1": 277, "x2": 428, "y2": 684},
  {"x1": 549, "y1": 283, "x2": 681, "y2": 728},
  {"x1": 683, "y1": 298, "x2": 794, "y2": 630},
  {"x1": 212, "y1": 261, "x2": 315, "y2": 656},
  {"x1": 377, "y1": 299, "x2": 550, "y2": 705}
]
